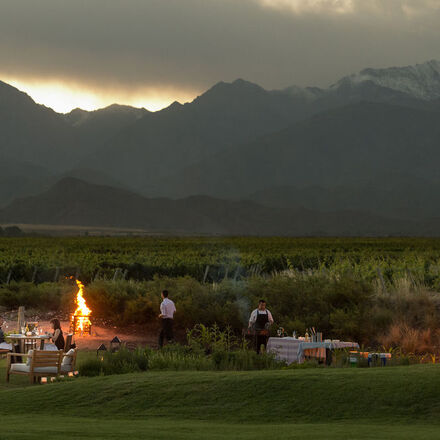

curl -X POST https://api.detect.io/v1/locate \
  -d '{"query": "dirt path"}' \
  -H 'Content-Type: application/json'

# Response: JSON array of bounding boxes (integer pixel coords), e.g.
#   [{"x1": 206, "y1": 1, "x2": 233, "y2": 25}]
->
[{"x1": 2, "y1": 318, "x2": 159, "y2": 350}]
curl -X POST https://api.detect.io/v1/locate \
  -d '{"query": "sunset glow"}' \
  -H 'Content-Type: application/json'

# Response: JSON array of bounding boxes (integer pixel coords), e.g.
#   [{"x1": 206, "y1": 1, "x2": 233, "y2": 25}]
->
[{"x1": 2, "y1": 76, "x2": 196, "y2": 113}]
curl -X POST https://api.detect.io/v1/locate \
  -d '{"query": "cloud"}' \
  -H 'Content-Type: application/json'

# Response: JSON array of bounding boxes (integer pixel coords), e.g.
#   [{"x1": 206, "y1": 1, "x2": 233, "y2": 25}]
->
[
  {"x1": 258, "y1": 0, "x2": 355, "y2": 14},
  {"x1": 259, "y1": 0, "x2": 440, "y2": 16},
  {"x1": 0, "y1": 0, "x2": 439, "y2": 102}
]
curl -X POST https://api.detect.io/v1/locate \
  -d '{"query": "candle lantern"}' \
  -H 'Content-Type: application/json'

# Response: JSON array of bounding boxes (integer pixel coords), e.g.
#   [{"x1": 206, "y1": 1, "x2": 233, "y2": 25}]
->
[
  {"x1": 110, "y1": 336, "x2": 122, "y2": 353},
  {"x1": 97, "y1": 343, "x2": 107, "y2": 359}
]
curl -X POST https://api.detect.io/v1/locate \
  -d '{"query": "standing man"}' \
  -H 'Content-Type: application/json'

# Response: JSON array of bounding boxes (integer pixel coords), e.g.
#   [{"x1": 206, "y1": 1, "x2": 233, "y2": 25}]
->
[
  {"x1": 158, "y1": 290, "x2": 176, "y2": 348},
  {"x1": 248, "y1": 299, "x2": 274, "y2": 354}
]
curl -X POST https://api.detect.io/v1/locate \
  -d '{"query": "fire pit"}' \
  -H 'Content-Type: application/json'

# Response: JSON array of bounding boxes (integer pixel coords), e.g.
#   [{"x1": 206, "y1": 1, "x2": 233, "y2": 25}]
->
[{"x1": 70, "y1": 280, "x2": 92, "y2": 336}]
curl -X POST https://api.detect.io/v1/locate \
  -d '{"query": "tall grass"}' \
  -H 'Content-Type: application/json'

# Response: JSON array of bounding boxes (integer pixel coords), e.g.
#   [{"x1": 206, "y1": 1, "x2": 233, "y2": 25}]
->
[
  {"x1": 3, "y1": 272, "x2": 440, "y2": 351},
  {"x1": 79, "y1": 339, "x2": 282, "y2": 376}
]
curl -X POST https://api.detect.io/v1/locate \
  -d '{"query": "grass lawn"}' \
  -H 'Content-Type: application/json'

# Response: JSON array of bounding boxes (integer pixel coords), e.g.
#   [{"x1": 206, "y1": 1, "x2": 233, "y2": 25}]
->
[
  {"x1": 1, "y1": 417, "x2": 439, "y2": 440},
  {"x1": 1, "y1": 354, "x2": 440, "y2": 439}
]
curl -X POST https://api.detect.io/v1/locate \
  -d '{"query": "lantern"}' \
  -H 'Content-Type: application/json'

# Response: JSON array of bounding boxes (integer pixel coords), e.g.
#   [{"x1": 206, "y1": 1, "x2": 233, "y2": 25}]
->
[
  {"x1": 110, "y1": 336, "x2": 122, "y2": 353},
  {"x1": 97, "y1": 343, "x2": 107, "y2": 360}
]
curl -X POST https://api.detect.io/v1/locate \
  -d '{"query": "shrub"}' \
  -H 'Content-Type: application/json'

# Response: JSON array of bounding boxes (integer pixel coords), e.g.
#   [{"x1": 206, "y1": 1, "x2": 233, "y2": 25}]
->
[
  {"x1": 378, "y1": 323, "x2": 438, "y2": 354},
  {"x1": 78, "y1": 358, "x2": 104, "y2": 377},
  {"x1": 0, "y1": 282, "x2": 70, "y2": 310},
  {"x1": 79, "y1": 338, "x2": 283, "y2": 377},
  {"x1": 79, "y1": 347, "x2": 149, "y2": 377},
  {"x1": 187, "y1": 323, "x2": 240, "y2": 353},
  {"x1": 4, "y1": 272, "x2": 440, "y2": 349},
  {"x1": 147, "y1": 345, "x2": 213, "y2": 371}
]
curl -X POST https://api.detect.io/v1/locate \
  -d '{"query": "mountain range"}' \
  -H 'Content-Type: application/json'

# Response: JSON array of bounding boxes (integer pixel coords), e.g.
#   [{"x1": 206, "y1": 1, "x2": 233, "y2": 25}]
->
[
  {"x1": 1, "y1": 60, "x2": 440, "y2": 235},
  {"x1": 1, "y1": 177, "x2": 436, "y2": 236}
]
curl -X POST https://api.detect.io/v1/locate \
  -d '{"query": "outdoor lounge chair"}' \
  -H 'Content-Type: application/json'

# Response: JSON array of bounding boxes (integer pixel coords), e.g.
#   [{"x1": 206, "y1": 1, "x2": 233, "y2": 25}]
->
[
  {"x1": 6, "y1": 350, "x2": 63, "y2": 384},
  {"x1": 61, "y1": 348, "x2": 78, "y2": 373}
]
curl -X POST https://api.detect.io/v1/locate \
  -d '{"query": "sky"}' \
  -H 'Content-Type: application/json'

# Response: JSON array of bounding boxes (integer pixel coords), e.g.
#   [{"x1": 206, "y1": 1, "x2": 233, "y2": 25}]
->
[{"x1": 1, "y1": 0, "x2": 439, "y2": 113}]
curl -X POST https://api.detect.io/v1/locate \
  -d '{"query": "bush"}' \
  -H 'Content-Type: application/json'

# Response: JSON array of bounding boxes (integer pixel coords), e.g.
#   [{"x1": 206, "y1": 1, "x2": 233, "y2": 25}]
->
[
  {"x1": 79, "y1": 347, "x2": 149, "y2": 376},
  {"x1": 187, "y1": 323, "x2": 240, "y2": 353},
  {"x1": 4, "y1": 272, "x2": 440, "y2": 349},
  {"x1": 211, "y1": 349, "x2": 282, "y2": 370},
  {"x1": 78, "y1": 358, "x2": 103, "y2": 377},
  {"x1": 79, "y1": 338, "x2": 283, "y2": 377},
  {"x1": 81, "y1": 274, "x2": 376, "y2": 342},
  {"x1": 146, "y1": 344, "x2": 213, "y2": 371},
  {"x1": 0, "y1": 282, "x2": 71, "y2": 310}
]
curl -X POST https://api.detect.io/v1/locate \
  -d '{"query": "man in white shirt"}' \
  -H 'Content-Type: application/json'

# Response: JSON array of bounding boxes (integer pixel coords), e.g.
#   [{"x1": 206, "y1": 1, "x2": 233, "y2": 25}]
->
[
  {"x1": 158, "y1": 290, "x2": 176, "y2": 348},
  {"x1": 248, "y1": 299, "x2": 274, "y2": 353}
]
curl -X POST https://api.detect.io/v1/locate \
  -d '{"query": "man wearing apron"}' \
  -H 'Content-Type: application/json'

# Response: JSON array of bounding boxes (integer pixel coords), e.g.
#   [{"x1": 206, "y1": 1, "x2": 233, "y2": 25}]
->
[{"x1": 248, "y1": 300, "x2": 274, "y2": 353}]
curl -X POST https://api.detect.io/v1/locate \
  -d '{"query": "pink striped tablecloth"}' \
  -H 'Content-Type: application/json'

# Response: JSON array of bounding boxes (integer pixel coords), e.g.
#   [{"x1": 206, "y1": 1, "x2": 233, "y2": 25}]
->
[{"x1": 266, "y1": 337, "x2": 359, "y2": 364}]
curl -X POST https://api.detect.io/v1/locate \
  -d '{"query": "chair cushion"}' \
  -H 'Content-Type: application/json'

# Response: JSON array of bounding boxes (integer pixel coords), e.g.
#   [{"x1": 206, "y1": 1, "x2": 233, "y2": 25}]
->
[
  {"x1": 11, "y1": 363, "x2": 30, "y2": 373},
  {"x1": 33, "y1": 366, "x2": 58, "y2": 374},
  {"x1": 62, "y1": 349, "x2": 75, "y2": 366},
  {"x1": 11, "y1": 362, "x2": 58, "y2": 374},
  {"x1": 26, "y1": 350, "x2": 34, "y2": 366}
]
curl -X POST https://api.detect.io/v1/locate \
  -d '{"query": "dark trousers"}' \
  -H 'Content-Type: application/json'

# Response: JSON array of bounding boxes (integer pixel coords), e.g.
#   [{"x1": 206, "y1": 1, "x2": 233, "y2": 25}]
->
[
  {"x1": 159, "y1": 318, "x2": 174, "y2": 347},
  {"x1": 256, "y1": 333, "x2": 268, "y2": 354}
]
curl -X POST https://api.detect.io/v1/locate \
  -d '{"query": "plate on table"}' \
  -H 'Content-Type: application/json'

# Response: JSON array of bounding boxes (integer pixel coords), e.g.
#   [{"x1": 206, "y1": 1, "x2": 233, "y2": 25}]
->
[{"x1": 8, "y1": 334, "x2": 22, "y2": 338}]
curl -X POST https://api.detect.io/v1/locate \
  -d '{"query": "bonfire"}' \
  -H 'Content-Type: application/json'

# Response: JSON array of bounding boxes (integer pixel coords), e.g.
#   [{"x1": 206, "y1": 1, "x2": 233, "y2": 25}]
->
[{"x1": 70, "y1": 280, "x2": 92, "y2": 335}]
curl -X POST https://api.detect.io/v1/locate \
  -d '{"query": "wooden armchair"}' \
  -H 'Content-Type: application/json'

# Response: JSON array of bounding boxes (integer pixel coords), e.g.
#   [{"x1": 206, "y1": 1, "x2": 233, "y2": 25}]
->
[
  {"x1": 6, "y1": 350, "x2": 63, "y2": 384},
  {"x1": 64, "y1": 333, "x2": 74, "y2": 352},
  {"x1": 61, "y1": 348, "x2": 78, "y2": 374}
]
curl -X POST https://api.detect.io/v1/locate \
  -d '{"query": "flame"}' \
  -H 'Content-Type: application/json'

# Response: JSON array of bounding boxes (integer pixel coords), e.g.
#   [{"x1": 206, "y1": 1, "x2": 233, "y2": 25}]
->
[{"x1": 72, "y1": 280, "x2": 92, "y2": 333}]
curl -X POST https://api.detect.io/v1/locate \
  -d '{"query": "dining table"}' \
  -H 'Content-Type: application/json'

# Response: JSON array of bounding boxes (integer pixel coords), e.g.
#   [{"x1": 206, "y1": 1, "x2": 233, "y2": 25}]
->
[
  {"x1": 266, "y1": 337, "x2": 359, "y2": 365},
  {"x1": 7, "y1": 334, "x2": 52, "y2": 353}
]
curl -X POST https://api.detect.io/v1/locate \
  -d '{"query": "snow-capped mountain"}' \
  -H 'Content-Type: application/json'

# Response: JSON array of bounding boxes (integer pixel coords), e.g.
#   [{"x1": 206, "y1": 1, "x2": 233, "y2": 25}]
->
[{"x1": 332, "y1": 60, "x2": 440, "y2": 100}]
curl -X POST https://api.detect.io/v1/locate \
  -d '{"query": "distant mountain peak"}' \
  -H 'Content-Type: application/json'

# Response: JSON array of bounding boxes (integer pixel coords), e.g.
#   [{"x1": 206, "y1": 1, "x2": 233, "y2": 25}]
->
[
  {"x1": 0, "y1": 79, "x2": 38, "y2": 106},
  {"x1": 52, "y1": 176, "x2": 88, "y2": 190},
  {"x1": 283, "y1": 85, "x2": 325, "y2": 101},
  {"x1": 202, "y1": 78, "x2": 265, "y2": 96},
  {"x1": 163, "y1": 100, "x2": 184, "y2": 112},
  {"x1": 99, "y1": 103, "x2": 147, "y2": 113},
  {"x1": 333, "y1": 59, "x2": 440, "y2": 100},
  {"x1": 191, "y1": 79, "x2": 268, "y2": 108},
  {"x1": 231, "y1": 78, "x2": 261, "y2": 88}
]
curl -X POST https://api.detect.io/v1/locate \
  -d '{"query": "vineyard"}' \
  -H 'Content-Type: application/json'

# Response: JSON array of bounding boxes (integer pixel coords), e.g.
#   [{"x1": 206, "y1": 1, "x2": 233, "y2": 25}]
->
[
  {"x1": 2, "y1": 237, "x2": 440, "y2": 346},
  {"x1": 1, "y1": 236, "x2": 440, "y2": 285}
]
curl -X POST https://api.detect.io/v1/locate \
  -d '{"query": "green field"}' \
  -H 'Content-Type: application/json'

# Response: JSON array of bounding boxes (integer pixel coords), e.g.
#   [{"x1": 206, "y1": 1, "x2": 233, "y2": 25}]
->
[
  {"x1": 1, "y1": 355, "x2": 440, "y2": 439},
  {"x1": 3, "y1": 236, "x2": 440, "y2": 283}
]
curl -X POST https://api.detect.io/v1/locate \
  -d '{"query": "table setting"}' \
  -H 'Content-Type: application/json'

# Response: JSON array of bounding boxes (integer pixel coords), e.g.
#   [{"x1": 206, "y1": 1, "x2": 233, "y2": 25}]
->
[{"x1": 267, "y1": 327, "x2": 359, "y2": 364}]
